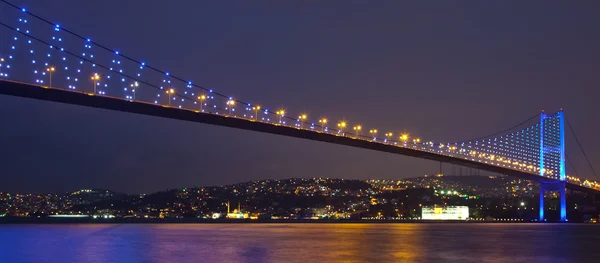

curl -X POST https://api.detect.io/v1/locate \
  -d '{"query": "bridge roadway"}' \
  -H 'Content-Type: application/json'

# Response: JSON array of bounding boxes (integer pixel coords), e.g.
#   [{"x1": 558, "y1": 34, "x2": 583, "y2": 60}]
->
[{"x1": 0, "y1": 80, "x2": 595, "y2": 193}]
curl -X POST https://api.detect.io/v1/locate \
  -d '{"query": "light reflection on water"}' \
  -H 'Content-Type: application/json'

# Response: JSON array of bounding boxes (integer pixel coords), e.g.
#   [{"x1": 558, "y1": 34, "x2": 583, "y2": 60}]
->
[{"x1": 0, "y1": 223, "x2": 599, "y2": 263}]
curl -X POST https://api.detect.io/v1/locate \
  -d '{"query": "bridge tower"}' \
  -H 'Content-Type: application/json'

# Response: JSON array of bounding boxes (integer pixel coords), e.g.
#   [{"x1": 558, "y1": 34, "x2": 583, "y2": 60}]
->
[{"x1": 539, "y1": 110, "x2": 567, "y2": 222}]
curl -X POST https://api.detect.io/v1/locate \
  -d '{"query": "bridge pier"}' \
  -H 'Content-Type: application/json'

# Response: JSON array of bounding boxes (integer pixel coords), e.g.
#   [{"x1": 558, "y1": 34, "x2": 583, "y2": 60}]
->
[{"x1": 539, "y1": 181, "x2": 567, "y2": 222}]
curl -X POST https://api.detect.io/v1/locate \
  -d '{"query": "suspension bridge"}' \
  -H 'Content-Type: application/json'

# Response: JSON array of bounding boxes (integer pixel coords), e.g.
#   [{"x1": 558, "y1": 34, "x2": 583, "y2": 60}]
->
[{"x1": 0, "y1": 0, "x2": 597, "y2": 222}]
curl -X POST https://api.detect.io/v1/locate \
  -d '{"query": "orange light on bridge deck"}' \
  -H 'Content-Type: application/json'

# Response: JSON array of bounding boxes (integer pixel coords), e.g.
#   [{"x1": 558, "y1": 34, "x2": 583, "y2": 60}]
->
[
  {"x1": 46, "y1": 66, "x2": 55, "y2": 88},
  {"x1": 337, "y1": 121, "x2": 347, "y2": 135},
  {"x1": 298, "y1": 114, "x2": 307, "y2": 128},
  {"x1": 276, "y1": 110, "x2": 285, "y2": 123},
  {"x1": 91, "y1": 73, "x2": 100, "y2": 94},
  {"x1": 198, "y1": 94, "x2": 207, "y2": 112},
  {"x1": 353, "y1": 125, "x2": 362, "y2": 137},
  {"x1": 251, "y1": 105, "x2": 261, "y2": 120},
  {"x1": 318, "y1": 118, "x2": 327, "y2": 132},
  {"x1": 400, "y1": 134, "x2": 409, "y2": 142},
  {"x1": 165, "y1": 88, "x2": 175, "y2": 106},
  {"x1": 130, "y1": 81, "x2": 139, "y2": 100},
  {"x1": 384, "y1": 132, "x2": 393, "y2": 142},
  {"x1": 226, "y1": 99, "x2": 235, "y2": 115},
  {"x1": 369, "y1": 129, "x2": 378, "y2": 138}
]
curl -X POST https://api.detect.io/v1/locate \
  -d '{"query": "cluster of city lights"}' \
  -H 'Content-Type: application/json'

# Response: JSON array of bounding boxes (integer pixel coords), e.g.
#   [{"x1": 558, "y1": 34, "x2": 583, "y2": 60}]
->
[{"x1": 0, "y1": 0, "x2": 598, "y2": 192}]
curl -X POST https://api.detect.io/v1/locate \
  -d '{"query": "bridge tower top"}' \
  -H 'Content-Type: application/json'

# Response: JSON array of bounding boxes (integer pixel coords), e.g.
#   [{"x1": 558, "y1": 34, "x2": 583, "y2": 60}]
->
[{"x1": 540, "y1": 110, "x2": 566, "y2": 181}]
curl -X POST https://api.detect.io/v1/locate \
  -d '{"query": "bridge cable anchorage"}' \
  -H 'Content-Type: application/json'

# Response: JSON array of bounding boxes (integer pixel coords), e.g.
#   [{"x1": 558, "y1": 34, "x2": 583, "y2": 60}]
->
[
  {"x1": 0, "y1": 0, "x2": 300, "y2": 122},
  {"x1": 447, "y1": 113, "x2": 541, "y2": 145},
  {"x1": 567, "y1": 119, "x2": 599, "y2": 180}
]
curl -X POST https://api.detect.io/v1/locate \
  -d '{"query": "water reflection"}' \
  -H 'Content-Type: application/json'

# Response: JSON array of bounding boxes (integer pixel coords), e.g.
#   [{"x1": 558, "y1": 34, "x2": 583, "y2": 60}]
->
[{"x1": 0, "y1": 223, "x2": 598, "y2": 263}]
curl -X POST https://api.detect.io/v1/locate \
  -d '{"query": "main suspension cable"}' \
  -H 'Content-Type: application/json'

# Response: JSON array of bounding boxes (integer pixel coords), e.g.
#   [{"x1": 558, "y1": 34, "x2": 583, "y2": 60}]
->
[{"x1": 567, "y1": 119, "x2": 598, "y2": 181}]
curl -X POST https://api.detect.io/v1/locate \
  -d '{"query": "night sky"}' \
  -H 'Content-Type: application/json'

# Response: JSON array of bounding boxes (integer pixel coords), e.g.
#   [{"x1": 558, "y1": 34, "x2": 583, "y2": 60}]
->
[{"x1": 0, "y1": 0, "x2": 598, "y2": 194}]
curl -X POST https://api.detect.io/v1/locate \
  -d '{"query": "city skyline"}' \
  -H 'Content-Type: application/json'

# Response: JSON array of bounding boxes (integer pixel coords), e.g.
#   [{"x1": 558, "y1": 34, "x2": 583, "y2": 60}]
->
[
  {"x1": 0, "y1": 0, "x2": 599, "y2": 194},
  {"x1": 0, "y1": 175, "x2": 561, "y2": 221}
]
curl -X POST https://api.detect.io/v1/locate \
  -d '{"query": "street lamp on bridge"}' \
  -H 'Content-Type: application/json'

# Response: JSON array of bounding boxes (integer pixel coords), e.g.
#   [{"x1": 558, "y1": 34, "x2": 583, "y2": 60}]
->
[
  {"x1": 385, "y1": 132, "x2": 393, "y2": 143},
  {"x1": 226, "y1": 99, "x2": 235, "y2": 116},
  {"x1": 252, "y1": 105, "x2": 261, "y2": 120},
  {"x1": 319, "y1": 118, "x2": 327, "y2": 132},
  {"x1": 91, "y1": 73, "x2": 100, "y2": 94},
  {"x1": 337, "y1": 121, "x2": 346, "y2": 135},
  {"x1": 400, "y1": 133, "x2": 409, "y2": 143},
  {"x1": 276, "y1": 110, "x2": 285, "y2": 124},
  {"x1": 130, "y1": 81, "x2": 138, "y2": 101},
  {"x1": 166, "y1": 88, "x2": 175, "y2": 106},
  {"x1": 198, "y1": 95, "x2": 206, "y2": 112},
  {"x1": 46, "y1": 66, "x2": 55, "y2": 88},
  {"x1": 353, "y1": 125, "x2": 362, "y2": 137},
  {"x1": 298, "y1": 114, "x2": 307, "y2": 128},
  {"x1": 369, "y1": 129, "x2": 378, "y2": 140}
]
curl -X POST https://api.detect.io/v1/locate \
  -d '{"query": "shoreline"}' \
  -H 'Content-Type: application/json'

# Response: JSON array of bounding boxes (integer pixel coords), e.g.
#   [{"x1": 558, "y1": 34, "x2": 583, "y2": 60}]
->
[{"x1": 0, "y1": 217, "x2": 574, "y2": 224}]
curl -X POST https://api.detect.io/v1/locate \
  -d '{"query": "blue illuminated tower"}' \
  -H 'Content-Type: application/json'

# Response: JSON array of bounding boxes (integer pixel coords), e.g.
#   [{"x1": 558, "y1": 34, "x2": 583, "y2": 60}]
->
[{"x1": 539, "y1": 110, "x2": 567, "y2": 222}]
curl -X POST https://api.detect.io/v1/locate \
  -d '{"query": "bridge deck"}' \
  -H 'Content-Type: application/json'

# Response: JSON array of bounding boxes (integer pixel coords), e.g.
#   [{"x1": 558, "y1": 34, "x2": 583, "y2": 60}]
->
[{"x1": 0, "y1": 80, "x2": 593, "y2": 192}]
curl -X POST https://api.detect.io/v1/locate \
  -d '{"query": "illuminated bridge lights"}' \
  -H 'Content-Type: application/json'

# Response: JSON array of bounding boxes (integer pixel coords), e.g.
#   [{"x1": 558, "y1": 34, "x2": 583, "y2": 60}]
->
[{"x1": 0, "y1": 0, "x2": 598, "y2": 191}]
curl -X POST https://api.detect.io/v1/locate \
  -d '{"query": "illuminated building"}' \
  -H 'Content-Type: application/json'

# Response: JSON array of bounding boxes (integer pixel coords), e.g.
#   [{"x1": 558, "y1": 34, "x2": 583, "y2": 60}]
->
[
  {"x1": 48, "y1": 215, "x2": 89, "y2": 218},
  {"x1": 422, "y1": 206, "x2": 469, "y2": 220},
  {"x1": 226, "y1": 201, "x2": 249, "y2": 219}
]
